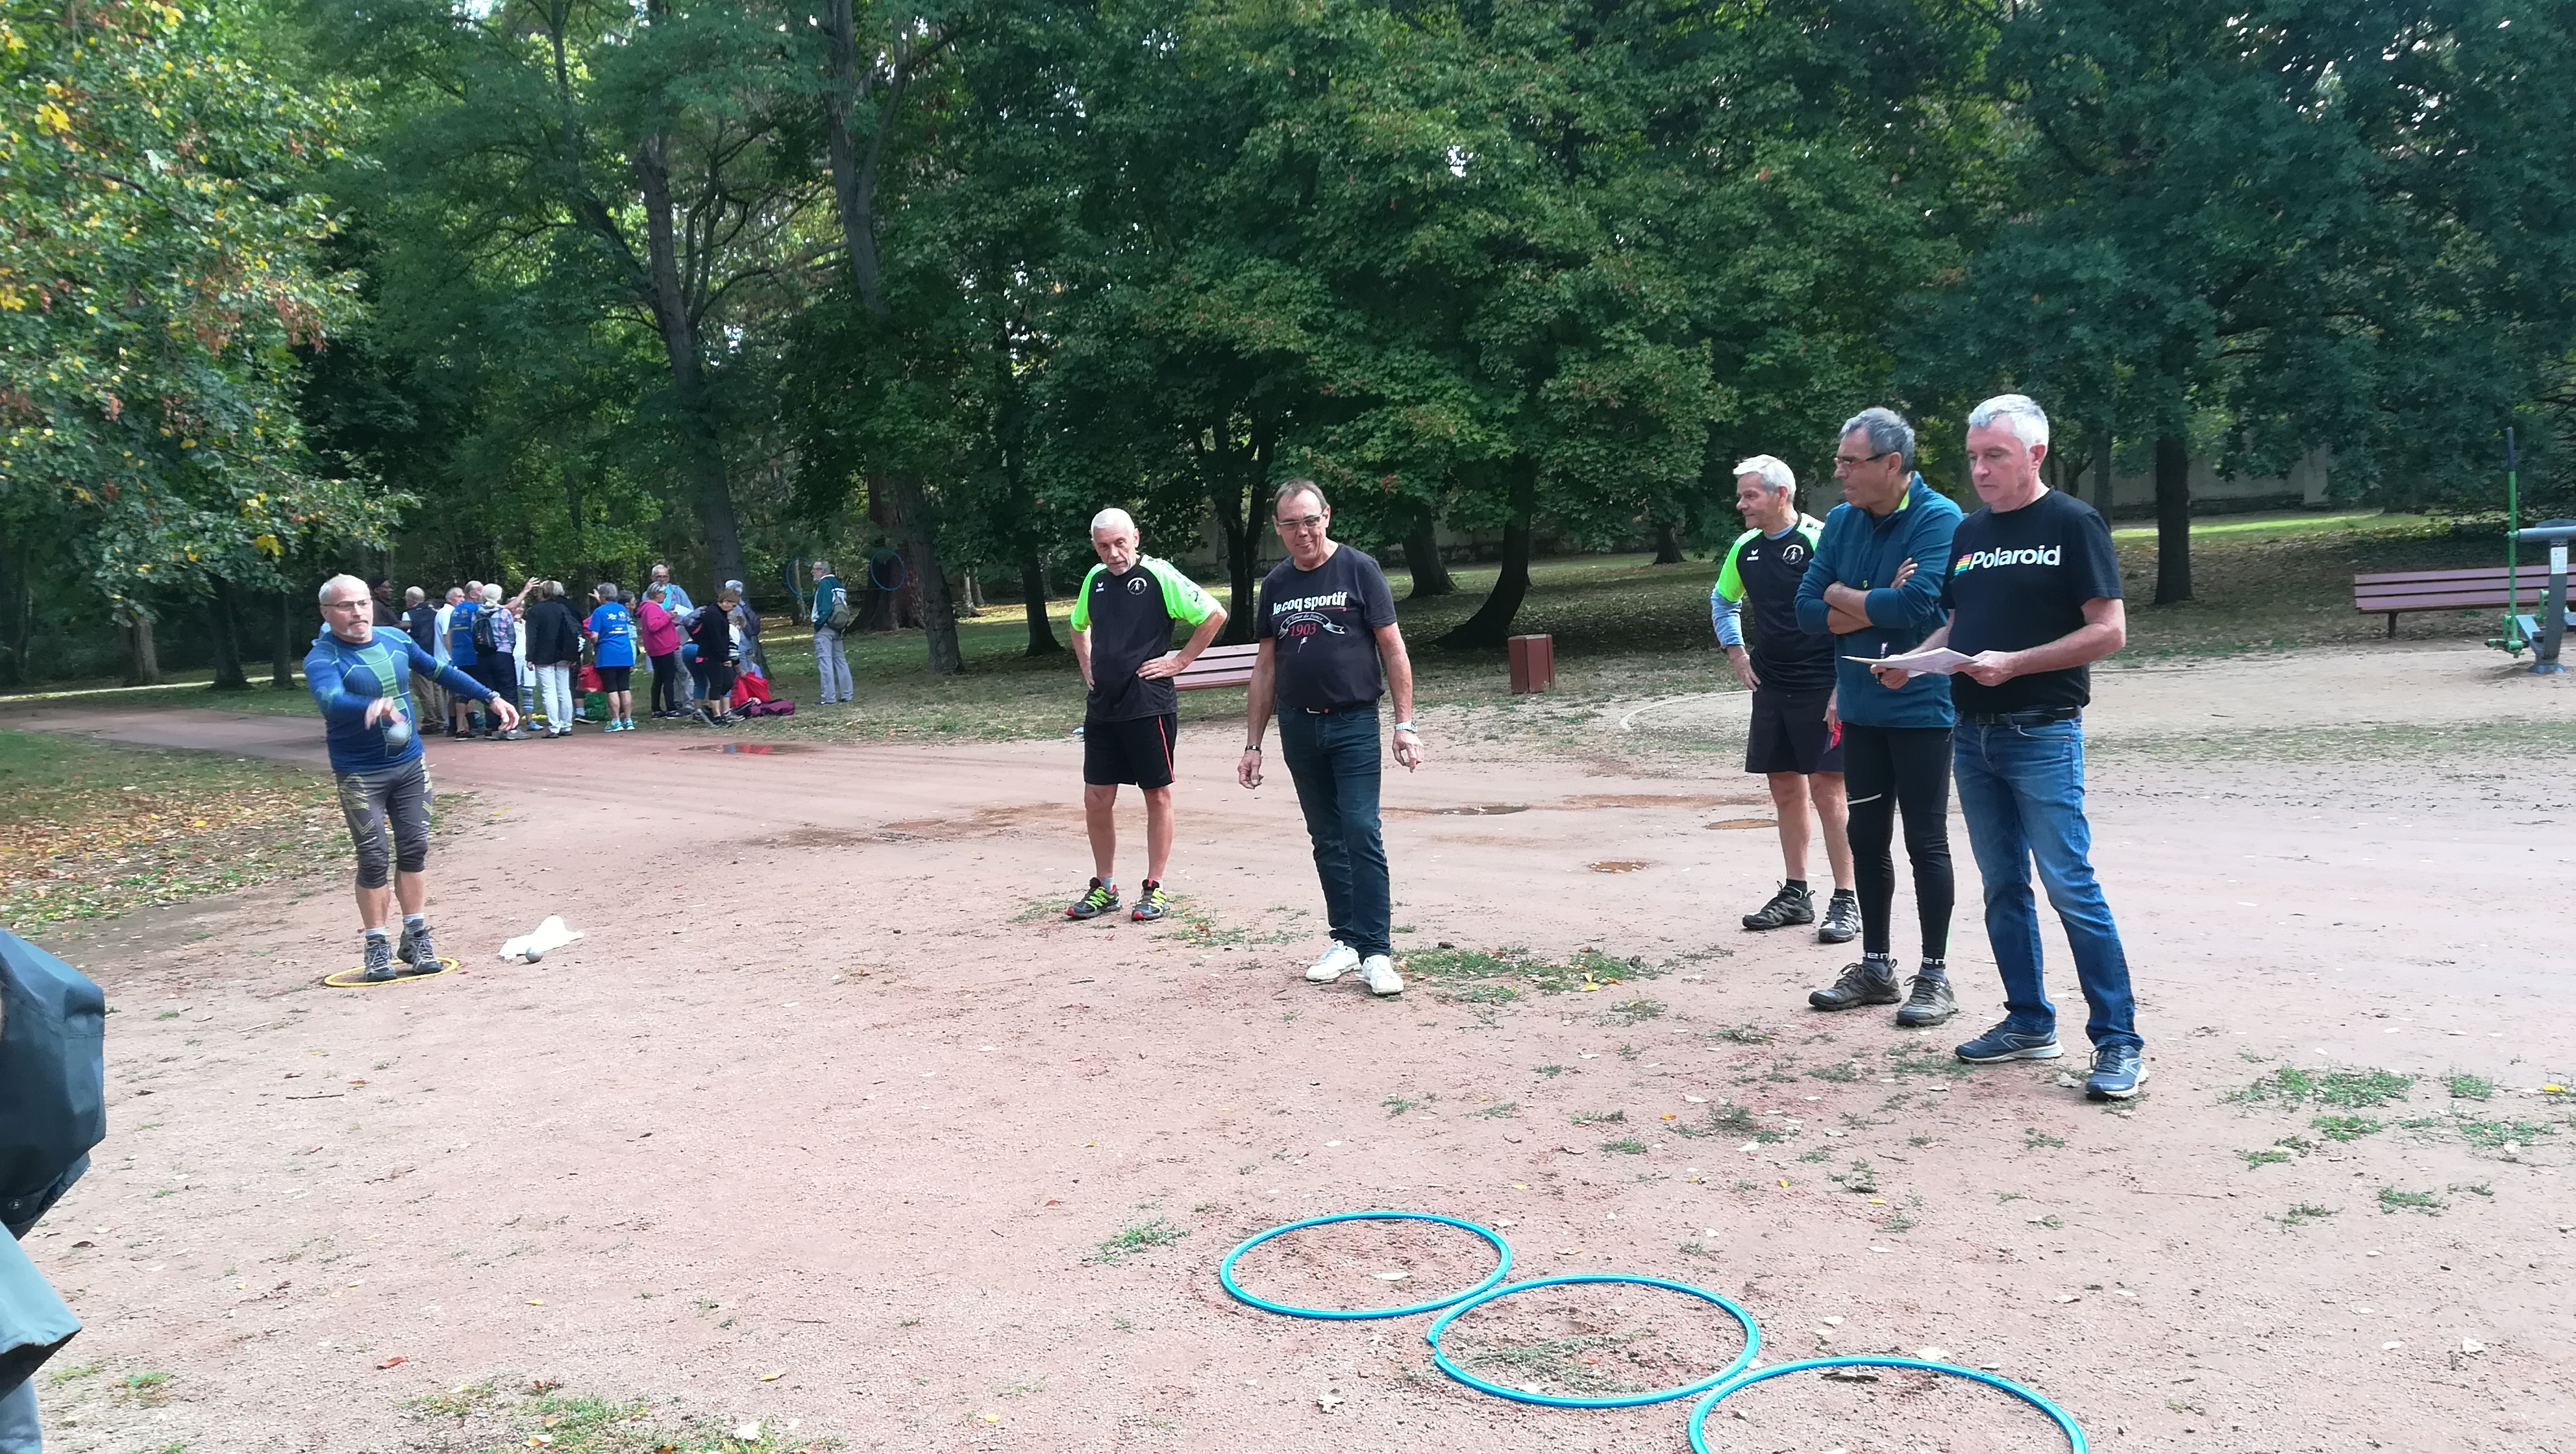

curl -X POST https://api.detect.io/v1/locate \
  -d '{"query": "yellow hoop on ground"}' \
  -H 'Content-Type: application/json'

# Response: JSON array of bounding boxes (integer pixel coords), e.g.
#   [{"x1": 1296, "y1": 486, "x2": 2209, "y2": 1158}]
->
[{"x1": 321, "y1": 957, "x2": 458, "y2": 989}]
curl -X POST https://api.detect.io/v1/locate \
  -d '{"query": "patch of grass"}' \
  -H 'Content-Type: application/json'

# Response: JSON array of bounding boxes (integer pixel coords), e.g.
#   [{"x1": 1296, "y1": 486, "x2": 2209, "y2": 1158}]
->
[
  {"x1": 2030, "y1": 1214, "x2": 2064, "y2": 1230},
  {"x1": 2229, "y1": 1065, "x2": 2418, "y2": 1109},
  {"x1": 1805, "y1": 1063, "x2": 1860, "y2": 1083},
  {"x1": 2455, "y1": 1118, "x2": 2553, "y2": 1150},
  {"x1": 1797, "y1": 1147, "x2": 1831, "y2": 1163},
  {"x1": 2024, "y1": 1128, "x2": 2067, "y2": 1150},
  {"x1": 1570, "y1": 1109, "x2": 1626, "y2": 1126},
  {"x1": 0, "y1": 729, "x2": 345, "y2": 926},
  {"x1": 1401, "y1": 944, "x2": 1661, "y2": 1004},
  {"x1": 2238, "y1": 1148, "x2": 2295, "y2": 1169},
  {"x1": 1602, "y1": 996, "x2": 1665, "y2": 1025},
  {"x1": 406, "y1": 1379, "x2": 815, "y2": 1453},
  {"x1": 1827, "y1": 1159, "x2": 1879, "y2": 1194},
  {"x1": 2268, "y1": 1203, "x2": 2338, "y2": 1231},
  {"x1": 1471, "y1": 1102, "x2": 1518, "y2": 1119},
  {"x1": 1879, "y1": 1211, "x2": 1917, "y2": 1233},
  {"x1": 1674, "y1": 1103, "x2": 1783, "y2": 1143},
  {"x1": 1887, "y1": 1041, "x2": 1975, "y2": 1079},
  {"x1": 2455, "y1": 1181, "x2": 2495, "y2": 1198},
  {"x1": 1710, "y1": 1024, "x2": 1773, "y2": 1045},
  {"x1": 1383, "y1": 1095, "x2": 1422, "y2": 1118},
  {"x1": 1094, "y1": 1216, "x2": 1187, "y2": 1264},
  {"x1": 1535, "y1": 1064, "x2": 1568, "y2": 1077},
  {"x1": 2310, "y1": 1115, "x2": 2384, "y2": 1142},
  {"x1": 1616, "y1": 1042, "x2": 1642, "y2": 1060},
  {"x1": 2444, "y1": 1072, "x2": 2496, "y2": 1101},
  {"x1": 47, "y1": 1361, "x2": 102, "y2": 1385},
  {"x1": 1600, "y1": 1137, "x2": 1648, "y2": 1155},
  {"x1": 2377, "y1": 1187, "x2": 2444, "y2": 1216}
]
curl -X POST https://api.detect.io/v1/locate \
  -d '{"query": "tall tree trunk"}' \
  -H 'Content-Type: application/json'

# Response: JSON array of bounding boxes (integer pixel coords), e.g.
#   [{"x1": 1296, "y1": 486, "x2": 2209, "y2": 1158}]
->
[
  {"x1": 823, "y1": 1, "x2": 963, "y2": 675},
  {"x1": 1020, "y1": 551, "x2": 1060, "y2": 656},
  {"x1": 1650, "y1": 519, "x2": 1685, "y2": 565},
  {"x1": 1209, "y1": 480, "x2": 1259, "y2": 646},
  {"x1": 2090, "y1": 426, "x2": 2114, "y2": 513},
  {"x1": 636, "y1": 133, "x2": 747, "y2": 589},
  {"x1": 1439, "y1": 464, "x2": 1538, "y2": 649},
  {"x1": 2153, "y1": 434, "x2": 2192, "y2": 604},
  {"x1": 1403, "y1": 508, "x2": 1454, "y2": 598},
  {"x1": 0, "y1": 539, "x2": 22, "y2": 686},
  {"x1": 269, "y1": 589, "x2": 297, "y2": 689},
  {"x1": 208, "y1": 579, "x2": 251, "y2": 691},
  {"x1": 118, "y1": 604, "x2": 160, "y2": 685}
]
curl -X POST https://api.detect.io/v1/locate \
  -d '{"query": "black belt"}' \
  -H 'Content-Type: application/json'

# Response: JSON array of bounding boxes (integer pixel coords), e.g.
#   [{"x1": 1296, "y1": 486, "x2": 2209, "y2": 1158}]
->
[
  {"x1": 1965, "y1": 707, "x2": 2080, "y2": 726},
  {"x1": 1298, "y1": 701, "x2": 1378, "y2": 715}
]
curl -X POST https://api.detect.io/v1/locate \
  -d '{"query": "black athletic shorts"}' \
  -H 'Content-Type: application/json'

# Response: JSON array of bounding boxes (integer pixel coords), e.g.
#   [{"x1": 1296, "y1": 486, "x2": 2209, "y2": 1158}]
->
[
  {"x1": 596, "y1": 665, "x2": 632, "y2": 692},
  {"x1": 1084, "y1": 713, "x2": 1177, "y2": 789},
  {"x1": 1746, "y1": 686, "x2": 1843, "y2": 776}
]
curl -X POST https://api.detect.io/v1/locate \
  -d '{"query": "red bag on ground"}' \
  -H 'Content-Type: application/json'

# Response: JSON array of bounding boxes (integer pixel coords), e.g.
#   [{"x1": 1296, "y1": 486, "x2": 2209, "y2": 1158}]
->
[
  {"x1": 578, "y1": 664, "x2": 603, "y2": 693},
  {"x1": 744, "y1": 698, "x2": 795, "y2": 717},
  {"x1": 730, "y1": 671, "x2": 773, "y2": 709}
]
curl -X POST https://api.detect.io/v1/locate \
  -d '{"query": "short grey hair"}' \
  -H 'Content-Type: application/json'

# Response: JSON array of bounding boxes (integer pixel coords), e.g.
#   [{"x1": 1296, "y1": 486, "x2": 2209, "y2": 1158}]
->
[
  {"x1": 1090, "y1": 507, "x2": 1137, "y2": 534},
  {"x1": 317, "y1": 573, "x2": 369, "y2": 605},
  {"x1": 1966, "y1": 393, "x2": 2051, "y2": 450},
  {"x1": 597, "y1": 582, "x2": 622, "y2": 604},
  {"x1": 1839, "y1": 407, "x2": 1916, "y2": 471},
  {"x1": 811, "y1": 559, "x2": 832, "y2": 574},
  {"x1": 724, "y1": 579, "x2": 746, "y2": 595},
  {"x1": 1732, "y1": 455, "x2": 1796, "y2": 496},
  {"x1": 1273, "y1": 478, "x2": 1330, "y2": 515},
  {"x1": 404, "y1": 585, "x2": 425, "y2": 605}
]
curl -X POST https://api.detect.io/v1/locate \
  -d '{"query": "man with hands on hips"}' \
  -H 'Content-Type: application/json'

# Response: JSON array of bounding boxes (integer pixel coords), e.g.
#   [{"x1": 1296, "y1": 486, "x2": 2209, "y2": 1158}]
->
[
  {"x1": 1870, "y1": 393, "x2": 2145, "y2": 1100},
  {"x1": 1237, "y1": 480, "x2": 1423, "y2": 997}
]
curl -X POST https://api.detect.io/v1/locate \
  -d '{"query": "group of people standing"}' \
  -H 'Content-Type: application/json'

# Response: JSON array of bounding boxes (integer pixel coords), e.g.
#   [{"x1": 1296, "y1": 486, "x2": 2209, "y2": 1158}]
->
[
  {"x1": 373, "y1": 563, "x2": 766, "y2": 739},
  {"x1": 1065, "y1": 395, "x2": 2143, "y2": 1102}
]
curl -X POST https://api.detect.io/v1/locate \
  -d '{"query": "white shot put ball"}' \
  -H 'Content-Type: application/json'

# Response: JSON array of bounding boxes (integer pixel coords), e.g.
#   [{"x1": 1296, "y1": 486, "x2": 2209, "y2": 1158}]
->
[
  {"x1": 524, "y1": 947, "x2": 542, "y2": 963},
  {"x1": 384, "y1": 718, "x2": 414, "y2": 748}
]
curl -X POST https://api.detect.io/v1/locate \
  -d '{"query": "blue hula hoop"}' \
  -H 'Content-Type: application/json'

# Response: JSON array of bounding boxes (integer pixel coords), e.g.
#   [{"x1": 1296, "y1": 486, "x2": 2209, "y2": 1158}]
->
[
  {"x1": 1685, "y1": 1356, "x2": 2088, "y2": 1454},
  {"x1": 1219, "y1": 1211, "x2": 1513, "y2": 1320},
  {"x1": 1426, "y1": 1273, "x2": 1761, "y2": 1409}
]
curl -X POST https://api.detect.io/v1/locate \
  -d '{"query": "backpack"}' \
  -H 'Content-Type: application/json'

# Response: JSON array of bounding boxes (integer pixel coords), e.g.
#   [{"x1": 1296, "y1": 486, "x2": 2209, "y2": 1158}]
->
[
  {"x1": 825, "y1": 585, "x2": 855, "y2": 631},
  {"x1": 472, "y1": 606, "x2": 499, "y2": 654},
  {"x1": 1, "y1": 930, "x2": 105, "y2": 1231}
]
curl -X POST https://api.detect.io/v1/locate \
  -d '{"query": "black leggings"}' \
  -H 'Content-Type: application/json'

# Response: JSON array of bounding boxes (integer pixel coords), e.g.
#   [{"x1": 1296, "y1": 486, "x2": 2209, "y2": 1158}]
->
[
  {"x1": 649, "y1": 652, "x2": 682, "y2": 713},
  {"x1": 1841, "y1": 723, "x2": 1953, "y2": 960}
]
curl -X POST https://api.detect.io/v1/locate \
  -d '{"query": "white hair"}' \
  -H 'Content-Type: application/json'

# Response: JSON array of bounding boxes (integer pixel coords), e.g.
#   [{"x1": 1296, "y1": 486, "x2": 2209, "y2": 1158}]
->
[
  {"x1": 1968, "y1": 393, "x2": 2051, "y2": 450},
  {"x1": 480, "y1": 582, "x2": 503, "y2": 604},
  {"x1": 1732, "y1": 455, "x2": 1796, "y2": 495},
  {"x1": 317, "y1": 574, "x2": 369, "y2": 605},
  {"x1": 1091, "y1": 507, "x2": 1138, "y2": 534}
]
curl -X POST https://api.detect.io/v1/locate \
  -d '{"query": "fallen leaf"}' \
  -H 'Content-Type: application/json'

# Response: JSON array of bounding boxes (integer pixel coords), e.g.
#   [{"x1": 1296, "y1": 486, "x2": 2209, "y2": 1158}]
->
[
  {"x1": 758, "y1": 1369, "x2": 785, "y2": 1382},
  {"x1": 378, "y1": 1356, "x2": 407, "y2": 1369},
  {"x1": 526, "y1": 1298, "x2": 546, "y2": 1306}
]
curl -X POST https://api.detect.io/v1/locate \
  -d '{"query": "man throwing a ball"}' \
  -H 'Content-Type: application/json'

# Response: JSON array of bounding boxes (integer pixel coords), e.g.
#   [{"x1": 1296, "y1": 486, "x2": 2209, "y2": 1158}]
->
[{"x1": 307, "y1": 574, "x2": 517, "y2": 981}]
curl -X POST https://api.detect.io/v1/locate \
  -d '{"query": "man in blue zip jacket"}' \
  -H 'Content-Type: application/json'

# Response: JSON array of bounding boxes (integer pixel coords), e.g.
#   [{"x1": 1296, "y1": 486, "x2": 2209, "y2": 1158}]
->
[
  {"x1": 308, "y1": 574, "x2": 516, "y2": 982},
  {"x1": 1794, "y1": 407, "x2": 1963, "y2": 1026}
]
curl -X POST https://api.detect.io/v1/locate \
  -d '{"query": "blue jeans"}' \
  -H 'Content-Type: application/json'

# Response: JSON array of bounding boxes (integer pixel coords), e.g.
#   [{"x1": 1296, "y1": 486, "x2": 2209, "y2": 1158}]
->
[
  {"x1": 1954, "y1": 719, "x2": 2140, "y2": 1052},
  {"x1": 1277, "y1": 706, "x2": 1392, "y2": 959}
]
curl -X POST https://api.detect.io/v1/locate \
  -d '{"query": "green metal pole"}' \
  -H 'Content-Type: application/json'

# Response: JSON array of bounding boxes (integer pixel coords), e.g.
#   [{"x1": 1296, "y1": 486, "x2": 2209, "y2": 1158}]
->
[{"x1": 2505, "y1": 428, "x2": 2523, "y2": 652}]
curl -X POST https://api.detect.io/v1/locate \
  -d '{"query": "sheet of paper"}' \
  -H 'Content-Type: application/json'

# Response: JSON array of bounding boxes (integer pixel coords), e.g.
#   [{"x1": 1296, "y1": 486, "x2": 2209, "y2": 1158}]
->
[{"x1": 1842, "y1": 646, "x2": 1972, "y2": 676}]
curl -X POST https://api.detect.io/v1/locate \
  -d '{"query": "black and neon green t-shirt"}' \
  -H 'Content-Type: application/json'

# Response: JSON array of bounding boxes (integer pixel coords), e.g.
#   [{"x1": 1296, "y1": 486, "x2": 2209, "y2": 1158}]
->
[
  {"x1": 1714, "y1": 516, "x2": 1836, "y2": 693},
  {"x1": 1071, "y1": 556, "x2": 1223, "y2": 721}
]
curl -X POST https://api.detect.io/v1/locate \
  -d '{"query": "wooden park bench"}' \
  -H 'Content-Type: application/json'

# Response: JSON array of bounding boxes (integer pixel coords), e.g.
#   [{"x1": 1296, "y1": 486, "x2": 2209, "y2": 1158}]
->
[
  {"x1": 2351, "y1": 567, "x2": 2567, "y2": 637},
  {"x1": 1174, "y1": 641, "x2": 1261, "y2": 691}
]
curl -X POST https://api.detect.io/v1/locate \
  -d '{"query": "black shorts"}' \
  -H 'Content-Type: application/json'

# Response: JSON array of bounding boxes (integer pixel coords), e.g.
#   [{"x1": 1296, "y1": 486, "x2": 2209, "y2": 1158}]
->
[
  {"x1": 1084, "y1": 713, "x2": 1177, "y2": 789},
  {"x1": 1746, "y1": 686, "x2": 1843, "y2": 775},
  {"x1": 596, "y1": 665, "x2": 633, "y2": 692}
]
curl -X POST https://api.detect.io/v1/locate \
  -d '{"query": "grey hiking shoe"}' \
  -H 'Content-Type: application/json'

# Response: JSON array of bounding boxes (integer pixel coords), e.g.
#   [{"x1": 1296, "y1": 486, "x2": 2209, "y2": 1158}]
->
[
  {"x1": 355, "y1": 935, "x2": 401, "y2": 983},
  {"x1": 1809, "y1": 955, "x2": 1900, "y2": 1011},
  {"x1": 1817, "y1": 890, "x2": 1859, "y2": 944},
  {"x1": 1894, "y1": 972, "x2": 1957, "y2": 1027},
  {"x1": 1742, "y1": 882, "x2": 1815, "y2": 931},
  {"x1": 396, "y1": 922, "x2": 442, "y2": 975}
]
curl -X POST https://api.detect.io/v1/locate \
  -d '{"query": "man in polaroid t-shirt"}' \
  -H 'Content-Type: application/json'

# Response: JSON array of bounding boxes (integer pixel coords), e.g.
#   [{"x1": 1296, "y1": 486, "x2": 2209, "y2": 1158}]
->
[
  {"x1": 1238, "y1": 480, "x2": 1423, "y2": 998},
  {"x1": 1871, "y1": 393, "x2": 2144, "y2": 1100}
]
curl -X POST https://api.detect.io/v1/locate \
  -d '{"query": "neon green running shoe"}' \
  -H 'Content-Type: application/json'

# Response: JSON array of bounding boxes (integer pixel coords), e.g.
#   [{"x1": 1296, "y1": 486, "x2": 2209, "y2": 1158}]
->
[
  {"x1": 1131, "y1": 882, "x2": 1169, "y2": 922},
  {"x1": 1067, "y1": 878, "x2": 1120, "y2": 920}
]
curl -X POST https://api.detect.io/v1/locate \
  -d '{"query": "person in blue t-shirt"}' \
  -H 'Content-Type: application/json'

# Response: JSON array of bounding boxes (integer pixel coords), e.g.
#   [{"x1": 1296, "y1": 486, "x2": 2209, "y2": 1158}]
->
[
  {"x1": 308, "y1": 574, "x2": 514, "y2": 982},
  {"x1": 582, "y1": 583, "x2": 641, "y2": 732},
  {"x1": 444, "y1": 588, "x2": 485, "y2": 738}
]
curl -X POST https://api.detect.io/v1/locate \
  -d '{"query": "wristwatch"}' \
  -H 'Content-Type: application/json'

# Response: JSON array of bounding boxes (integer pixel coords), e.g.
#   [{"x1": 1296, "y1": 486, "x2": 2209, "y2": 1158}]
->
[{"x1": 1393, "y1": 721, "x2": 1418, "y2": 733}]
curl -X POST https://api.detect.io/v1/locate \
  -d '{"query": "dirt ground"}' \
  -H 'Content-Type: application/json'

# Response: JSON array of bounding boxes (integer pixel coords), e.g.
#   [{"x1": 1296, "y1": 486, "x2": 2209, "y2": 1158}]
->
[{"x1": 7, "y1": 642, "x2": 2573, "y2": 1454}]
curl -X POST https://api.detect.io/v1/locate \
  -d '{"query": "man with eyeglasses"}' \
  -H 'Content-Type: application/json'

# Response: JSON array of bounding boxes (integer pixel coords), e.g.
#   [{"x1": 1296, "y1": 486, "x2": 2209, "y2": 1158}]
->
[
  {"x1": 1792, "y1": 407, "x2": 1964, "y2": 1027},
  {"x1": 1238, "y1": 481, "x2": 1423, "y2": 997},
  {"x1": 1872, "y1": 395, "x2": 2144, "y2": 1099},
  {"x1": 307, "y1": 574, "x2": 519, "y2": 982}
]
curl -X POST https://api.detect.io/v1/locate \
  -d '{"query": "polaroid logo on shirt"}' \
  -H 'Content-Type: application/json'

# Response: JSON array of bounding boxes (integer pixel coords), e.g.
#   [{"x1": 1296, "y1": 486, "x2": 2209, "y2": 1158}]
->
[{"x1": 1952, "y1": 545, "x2": 2062, "y2": 573}]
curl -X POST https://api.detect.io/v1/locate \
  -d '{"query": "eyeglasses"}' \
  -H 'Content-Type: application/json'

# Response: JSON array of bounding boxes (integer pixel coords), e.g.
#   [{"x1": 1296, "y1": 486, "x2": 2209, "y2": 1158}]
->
[
  {"x1": 1833, "y1": 450, "x2": 1894, "y2": 469},
  {"x1": 1273, "y1": 514, "x2": 1327, "y2": 531}
]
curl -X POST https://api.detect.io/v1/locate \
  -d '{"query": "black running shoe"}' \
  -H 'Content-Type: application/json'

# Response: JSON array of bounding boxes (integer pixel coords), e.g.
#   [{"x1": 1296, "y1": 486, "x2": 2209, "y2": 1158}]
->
[
  {"x1": 396, "y1": 922, "x2": 442, "y2": 976},
  {"x1": 1817, "y1": 889, "x2": 1859, "y2": 944},
  {"x1": 1809, "y1": 955, "x2": 1900, "y2": 1011},
  {"x1": 1894, "y1": 972, "x2": 1957, "y2": 1027},
  {"x1": 355, "y1": 935, "x2": 401, "y2": 983},
  {"x1": 1742, "y1": 882, "x2": 1815, "y2": 931},
  {"x1": 1132, "y1": 882, "x2": 1170, "y2": 922},
  {"x1": 1067, "y1": 878, "x2": 1120, "y2": 920}
]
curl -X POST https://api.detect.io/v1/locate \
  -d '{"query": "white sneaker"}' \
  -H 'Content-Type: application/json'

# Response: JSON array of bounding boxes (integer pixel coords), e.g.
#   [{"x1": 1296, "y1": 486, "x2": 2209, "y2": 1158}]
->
[
  {"x1": 1305, "y1": 941, "x2": 1360, "y2": 983},
  {"x1": 1359, "y1": 955, "x2": 1402, "y2": 996}
]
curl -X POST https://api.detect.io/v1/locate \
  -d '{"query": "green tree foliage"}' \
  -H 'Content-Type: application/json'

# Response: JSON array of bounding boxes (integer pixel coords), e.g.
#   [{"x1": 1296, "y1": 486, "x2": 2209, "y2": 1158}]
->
[{"x1": 0, "y1": 0, "x2": 393, "y2": 650}]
